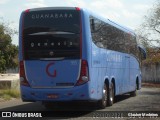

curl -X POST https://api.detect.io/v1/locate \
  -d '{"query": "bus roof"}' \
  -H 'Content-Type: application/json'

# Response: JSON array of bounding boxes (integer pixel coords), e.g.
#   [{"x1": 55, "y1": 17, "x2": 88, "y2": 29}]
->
[{"x1": 23, "y1": 7, "x2": 78, "y2": 12}]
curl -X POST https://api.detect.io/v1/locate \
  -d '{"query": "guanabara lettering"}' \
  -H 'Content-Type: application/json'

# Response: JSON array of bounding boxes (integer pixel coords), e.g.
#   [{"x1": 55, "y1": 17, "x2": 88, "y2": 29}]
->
[{"x1": 31, "y1": 13, "x2": 73, "y2": 19}]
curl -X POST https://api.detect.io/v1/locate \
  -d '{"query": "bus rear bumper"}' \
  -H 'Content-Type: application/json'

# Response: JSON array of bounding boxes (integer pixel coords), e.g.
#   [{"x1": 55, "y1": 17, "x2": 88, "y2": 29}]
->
[{"x1": 20, "y1": 84, "x2": 99, "y2": 102}]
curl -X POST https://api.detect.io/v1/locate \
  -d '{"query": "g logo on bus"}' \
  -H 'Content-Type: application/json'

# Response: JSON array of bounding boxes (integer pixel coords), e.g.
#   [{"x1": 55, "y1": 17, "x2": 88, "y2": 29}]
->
[{"x1": 46, "y1": 62, "x2": 57, "y2": 78}]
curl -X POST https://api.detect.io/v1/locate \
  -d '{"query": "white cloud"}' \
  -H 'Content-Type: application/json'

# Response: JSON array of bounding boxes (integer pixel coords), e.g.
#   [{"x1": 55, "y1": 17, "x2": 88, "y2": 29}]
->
[
  {"x1": 122, "y1": 10, "x2": 139, "y2": 19},
  {"x1": 68, "y1": 0, "x2": 124, "y2": 10},
  {"x1": 66, "y1": 0, "x2": 87, "y2": 8},
  {"x1": 0, "y1": 11, "x2": 4, "y2": 17},
  {"x1": 27, "y1": 0, "x2": 44, "y2": 2},
  {"x1": 89, "y1": 0, "x2": 124, "y2": 22},
  {"x1": 133, "y1": 4, "x2": 151, "y2": 11},
  {"x1": 104, "y1": 11, "x2": 121, "y2": 20},
  {"x1": 90, "y1": 0, "x2": 123, "y2": 9},
  {"x1": 106, "y1": 0, "x2": 123, "y2": 8},
  {"x1": 24, "y1": 0, "x2": 47, "y2": 9},
  {"x1": 0, "y1": 0, "x2": 9, "y2": 4},
  {"x1": 90, "y1": 1, "x2": 106, "y2": 9},
  {"x1": 74, "y1": 1, "x2": 86, "y2": 7},
  {"x1": 25, "y1": 3, "x2": 47, "y2": 8}
]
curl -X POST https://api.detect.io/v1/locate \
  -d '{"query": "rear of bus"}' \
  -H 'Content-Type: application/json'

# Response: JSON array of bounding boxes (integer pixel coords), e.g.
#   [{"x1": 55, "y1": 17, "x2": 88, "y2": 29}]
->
[{"x1": 19, "y1": 7, "x2": 90, "y2": 102}]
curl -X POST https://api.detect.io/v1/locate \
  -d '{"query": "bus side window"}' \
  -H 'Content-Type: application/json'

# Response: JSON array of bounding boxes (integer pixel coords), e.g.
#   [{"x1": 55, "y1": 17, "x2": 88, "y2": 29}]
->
[
  {"x1": 90, "y1": 18, "x2": 95, "y2": 32},
  {"x1": 90, "y1": 16, "x2": 104, "y2": 47},
  {"x1": 138, "y1": 46, "x2": 147, "y2": 60}
]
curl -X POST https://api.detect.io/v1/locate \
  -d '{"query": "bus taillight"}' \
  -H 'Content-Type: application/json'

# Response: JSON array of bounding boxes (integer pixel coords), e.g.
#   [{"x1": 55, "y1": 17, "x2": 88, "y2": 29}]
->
[
  {"x1": 19, "y1": 61, "x2": 30, "y2": 87},
  {"x1": 25, "y1": 9, "x2": 30, "y2": 13},
  {"x1": 75, "y1": 7, "x2": 81, "y2": 11},
  {"x1": 76, "y1": 60, "x2": 89, "y2": 86}
]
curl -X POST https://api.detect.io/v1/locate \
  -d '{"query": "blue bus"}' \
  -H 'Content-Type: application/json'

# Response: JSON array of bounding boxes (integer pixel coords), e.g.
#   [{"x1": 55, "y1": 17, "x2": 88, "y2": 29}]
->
[{"x1": 19, "y1": 7, "x2": 146, "y2": 109}]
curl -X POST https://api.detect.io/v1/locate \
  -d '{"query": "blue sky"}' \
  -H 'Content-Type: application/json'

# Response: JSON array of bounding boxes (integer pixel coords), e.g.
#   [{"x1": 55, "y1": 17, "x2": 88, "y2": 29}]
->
[{"x1": 0, "y1": 0, "x2": 155, "y2": 45}]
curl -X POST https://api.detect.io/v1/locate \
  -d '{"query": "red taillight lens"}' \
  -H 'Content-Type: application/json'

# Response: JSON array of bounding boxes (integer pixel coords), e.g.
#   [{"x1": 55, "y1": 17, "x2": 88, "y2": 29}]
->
[
  {"x1": 19, "y1": 61, "x2": 30, "y2": 86},
  {"x1": 76, "y1": 60, "x2": 89, "y2": 86},
  {"x1": 25, "y1": 9, "x2": 30, "y2": 13},
  {"x1": 81, "y1": 60, "x2": 87, "y2": 76},
  {"x1": 75, "y1": 7, "x2": 81, "y2": 11},
  {"x1": 20, "y1": 61, "x2": 25, "y2": 76}
]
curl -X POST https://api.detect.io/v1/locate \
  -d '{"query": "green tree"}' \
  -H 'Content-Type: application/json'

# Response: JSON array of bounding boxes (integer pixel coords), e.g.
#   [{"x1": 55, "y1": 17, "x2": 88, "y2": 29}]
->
[{"x1": 0, "y1": 20, "x2": 18, "y2": 73}]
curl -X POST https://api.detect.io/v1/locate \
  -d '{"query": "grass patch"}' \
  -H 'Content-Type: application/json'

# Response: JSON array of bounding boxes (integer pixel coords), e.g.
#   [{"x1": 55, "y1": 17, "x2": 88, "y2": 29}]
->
[{"x1": 0, "y1": 89, "x2": 20, "y2": 101}]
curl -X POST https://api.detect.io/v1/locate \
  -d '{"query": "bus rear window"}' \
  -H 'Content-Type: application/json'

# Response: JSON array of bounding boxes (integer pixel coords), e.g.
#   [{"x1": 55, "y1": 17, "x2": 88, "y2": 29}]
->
[{"x1": 23, "y1": 8, "x2": 81, "y2": 60}]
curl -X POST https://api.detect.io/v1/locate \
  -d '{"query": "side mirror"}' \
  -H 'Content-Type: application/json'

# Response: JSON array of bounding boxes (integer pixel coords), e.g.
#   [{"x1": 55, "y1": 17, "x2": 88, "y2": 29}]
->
[{"x1": 138, "y1": 45, "x2": 147, "y2": 60}]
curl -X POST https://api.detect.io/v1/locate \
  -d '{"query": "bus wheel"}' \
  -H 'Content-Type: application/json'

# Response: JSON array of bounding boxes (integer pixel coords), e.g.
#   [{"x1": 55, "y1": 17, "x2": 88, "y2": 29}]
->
[
  {"x1": 130, "y1": 85, "x2": 137, "y2": 97},
  {"x1": 130, "y1": 82, "x2": 138, "y2": 97},
  {"x1": 108, "y1": 82, "x2": 114, "y2": 106},
  {"x1": 98, "y1": 84, "x2": 107, "y2": 109}
]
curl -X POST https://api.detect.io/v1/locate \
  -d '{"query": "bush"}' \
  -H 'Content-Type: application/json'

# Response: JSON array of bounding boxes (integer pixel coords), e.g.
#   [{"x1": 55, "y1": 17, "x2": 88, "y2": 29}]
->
[{"x1": 0, "y1": 89, "x2": 20, "y2": 100}]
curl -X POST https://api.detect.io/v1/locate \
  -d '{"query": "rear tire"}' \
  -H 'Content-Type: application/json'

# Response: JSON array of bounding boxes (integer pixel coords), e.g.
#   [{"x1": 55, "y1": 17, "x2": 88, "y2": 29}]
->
[
  {"x1": 130, "y1": 83, "x2": 137, "y2": 97},
  {"x1": 108, "y1": 82, "x2": 114, "y2": 106},
  {"x1": 97, "y1": 84, "x2": 107, "y2": 109}
]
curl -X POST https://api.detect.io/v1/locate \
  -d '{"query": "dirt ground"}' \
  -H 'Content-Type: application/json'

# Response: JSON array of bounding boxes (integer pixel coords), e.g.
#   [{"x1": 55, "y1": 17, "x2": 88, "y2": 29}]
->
[
  {"x1": 142, "y1": 82, "x2": 160, "y2": 88},
  {"x1": 0, "y1": 87, "x2": 160, "y2": 120}
]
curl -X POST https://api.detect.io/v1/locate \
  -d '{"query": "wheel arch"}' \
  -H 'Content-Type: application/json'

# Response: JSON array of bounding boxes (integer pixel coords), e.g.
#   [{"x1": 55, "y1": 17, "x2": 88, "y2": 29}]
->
[
  {"x1": 104, "y1": 77, "x2": 116, "y2": 96},
  {"x1": 111, "y1": 78, "x2": 116, "y2": 96}
]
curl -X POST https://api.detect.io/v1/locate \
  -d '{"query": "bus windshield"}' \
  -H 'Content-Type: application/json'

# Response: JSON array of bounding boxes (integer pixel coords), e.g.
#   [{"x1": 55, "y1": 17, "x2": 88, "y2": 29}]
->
[{"x1": 23, "y1": 9, "x2": 80, "y2": 60}]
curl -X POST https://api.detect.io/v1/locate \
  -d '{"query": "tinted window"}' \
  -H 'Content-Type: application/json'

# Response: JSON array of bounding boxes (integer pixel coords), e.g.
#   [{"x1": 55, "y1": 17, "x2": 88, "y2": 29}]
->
[
  {"x1": 23, "y1": 9, "x2": 80, "y2": 60},
  {"x1": 90, "y1": 16, "x2": 138, "y2": 57}
]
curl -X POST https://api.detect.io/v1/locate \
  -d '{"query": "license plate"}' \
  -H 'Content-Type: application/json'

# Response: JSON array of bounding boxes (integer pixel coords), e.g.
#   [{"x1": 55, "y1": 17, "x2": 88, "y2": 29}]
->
[{"x1": 47, "y1": 94, "x2": 58, "y2": 99}]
